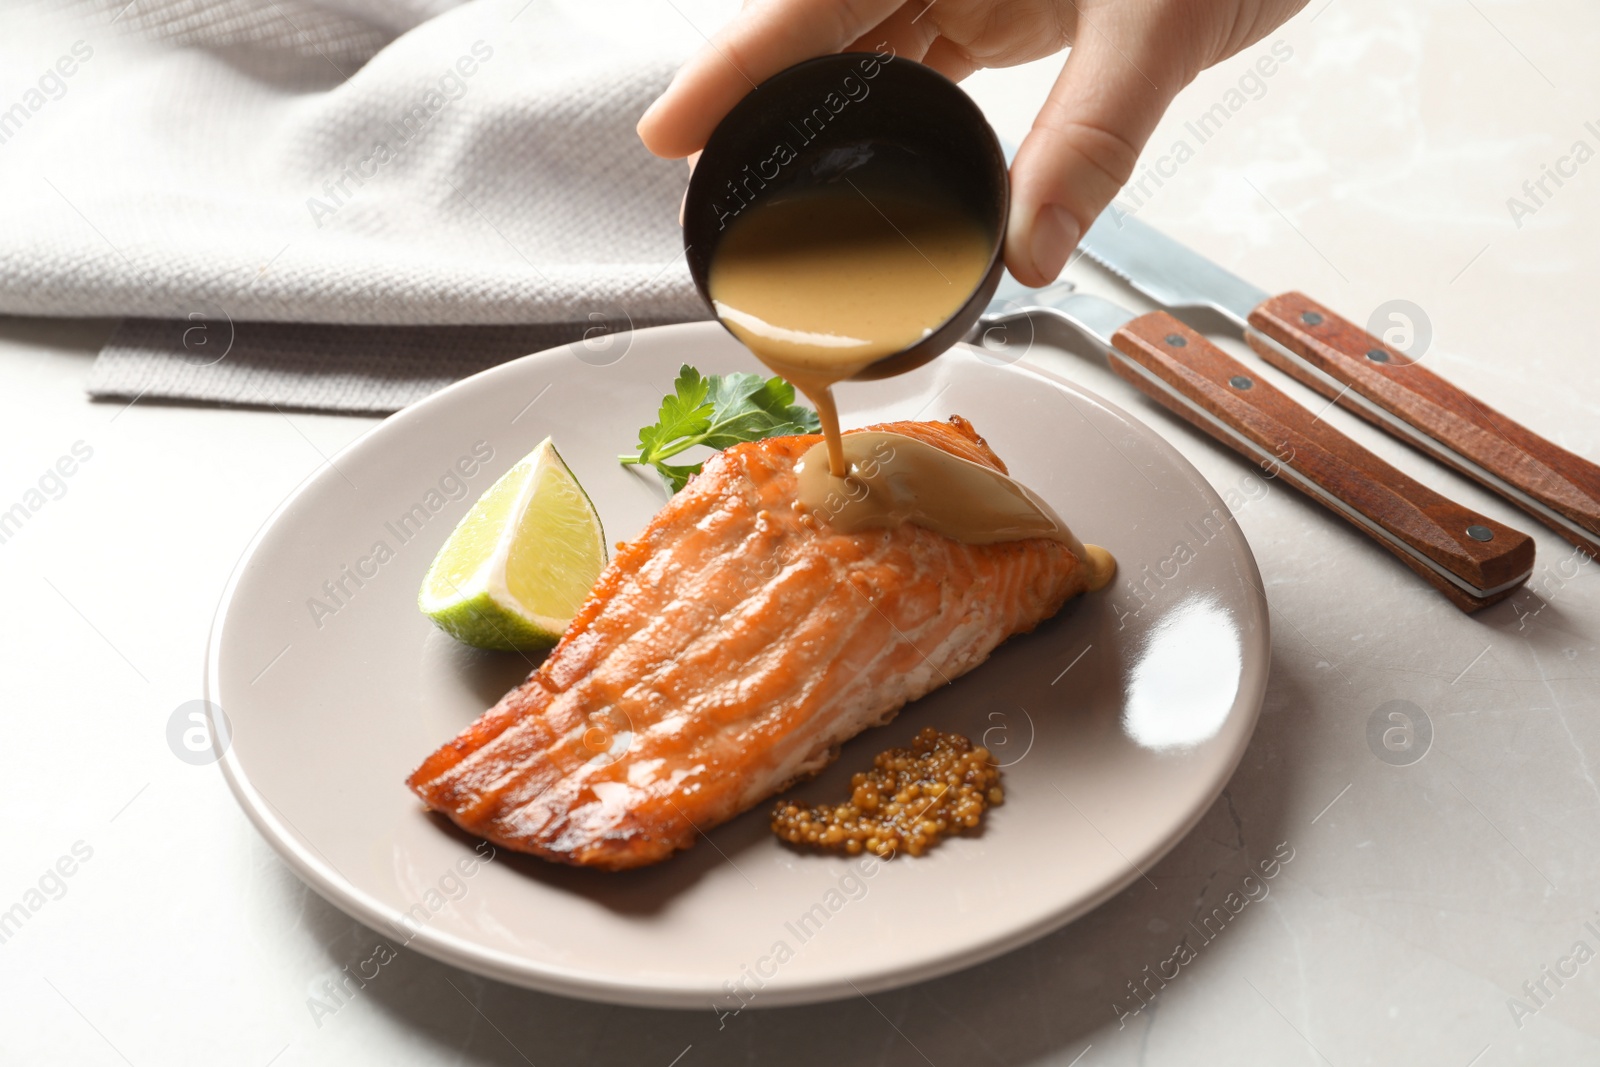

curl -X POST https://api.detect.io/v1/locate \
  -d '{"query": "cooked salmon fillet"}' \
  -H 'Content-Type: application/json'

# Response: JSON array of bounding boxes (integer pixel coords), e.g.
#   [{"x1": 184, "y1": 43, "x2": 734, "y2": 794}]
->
[{"x1": 407, "y1": 416, "x2": 1091, "y2": 869}]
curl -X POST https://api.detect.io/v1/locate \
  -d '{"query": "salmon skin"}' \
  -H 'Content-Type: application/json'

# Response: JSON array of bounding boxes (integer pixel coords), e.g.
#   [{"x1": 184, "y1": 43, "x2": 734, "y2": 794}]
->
[{"x1": 408, "y1": 416, "x2": 1091, "y2": 870}]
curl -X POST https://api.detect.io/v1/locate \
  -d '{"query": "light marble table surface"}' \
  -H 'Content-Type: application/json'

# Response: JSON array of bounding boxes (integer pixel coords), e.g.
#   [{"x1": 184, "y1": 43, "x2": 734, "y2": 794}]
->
[{"x1": 3, "y1": 0, "x2": 1598, "y2": 1063}]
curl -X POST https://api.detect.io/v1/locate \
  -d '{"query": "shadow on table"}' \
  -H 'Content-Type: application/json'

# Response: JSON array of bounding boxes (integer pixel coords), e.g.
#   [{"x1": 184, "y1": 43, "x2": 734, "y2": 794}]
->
[{"x1": 290, "y1": 646, "x2": 1310, "y2": 1066}]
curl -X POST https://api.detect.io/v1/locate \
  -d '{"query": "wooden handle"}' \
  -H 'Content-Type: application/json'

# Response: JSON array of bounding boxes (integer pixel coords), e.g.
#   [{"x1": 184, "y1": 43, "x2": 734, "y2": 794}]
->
[
  {"x1": 1109, "y1": 311, "x2": 1535, "y2": 612},
  {"x1": 1247, "y1": 291, "x2": 1600, "y2": 557}
]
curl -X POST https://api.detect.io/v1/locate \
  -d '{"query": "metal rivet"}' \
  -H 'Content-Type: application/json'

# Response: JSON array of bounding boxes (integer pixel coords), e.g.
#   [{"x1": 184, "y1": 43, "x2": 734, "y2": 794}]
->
[
  {"x1": 1301, "y1": 311, "x2": 1324, "y2": 326},
  {"x1": 1229, "y1": 375, "x2": 1254, "y2": 390},
  {"x1": 1466, "y1": 525, "x2": 1494, "y2": 542},
  {"x1": 1165, "y1": 333, "x2": 1187, "y2": 347},
  {"x1": 1366, "y1": 348, "x2": 1391, "y2": 363}
]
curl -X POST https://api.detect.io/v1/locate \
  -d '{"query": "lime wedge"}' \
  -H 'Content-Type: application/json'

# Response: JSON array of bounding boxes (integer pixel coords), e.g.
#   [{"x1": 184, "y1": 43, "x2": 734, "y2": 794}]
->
[{"x1": 418, "y1": 437, "x2": 607, "y2": 651}]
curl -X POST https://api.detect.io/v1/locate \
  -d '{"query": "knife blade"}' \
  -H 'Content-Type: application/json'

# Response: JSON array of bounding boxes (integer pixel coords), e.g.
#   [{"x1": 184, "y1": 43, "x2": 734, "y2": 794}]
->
[
  {"x1": 976, "y1": 278, "x2": 1535, "y2": 611},
  {"x1": 1079, "y1": 210, "x2": 1600, "y2": 558}
]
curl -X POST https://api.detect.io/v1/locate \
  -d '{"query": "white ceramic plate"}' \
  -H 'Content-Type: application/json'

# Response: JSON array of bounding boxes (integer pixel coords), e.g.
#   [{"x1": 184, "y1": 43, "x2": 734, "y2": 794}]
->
[{"x1": 209, "y1": 322, "x2": 1269, "y2": 1009}]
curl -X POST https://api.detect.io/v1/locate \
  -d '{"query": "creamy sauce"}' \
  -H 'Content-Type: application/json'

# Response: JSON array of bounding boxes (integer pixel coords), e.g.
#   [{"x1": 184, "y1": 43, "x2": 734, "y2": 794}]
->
[
  {"x1": 704, "y1": 170, "x2": 1114, "y2": 588},
  {"x1": 795, "y1": 431, "x2": 1116, "y2": 591},
  {"x1": 708, "y1": 180, "x2": 993, "y2": 476}
]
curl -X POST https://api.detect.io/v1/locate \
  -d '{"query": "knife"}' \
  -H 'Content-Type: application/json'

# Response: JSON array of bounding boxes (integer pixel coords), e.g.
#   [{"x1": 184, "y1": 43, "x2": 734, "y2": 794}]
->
[
  {"x1": 971, "y1": 277, "x2": 1534, "y2": 612},
  {"x1": 1078, "y1": 211, "x2": 1600, "y2": 558}
]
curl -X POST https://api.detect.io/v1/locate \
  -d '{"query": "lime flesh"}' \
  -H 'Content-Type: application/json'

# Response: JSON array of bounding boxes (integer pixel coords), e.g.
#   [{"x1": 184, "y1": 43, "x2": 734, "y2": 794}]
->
[{"x1": 418, "y1": 438, "x2": 606, "y2": 651}]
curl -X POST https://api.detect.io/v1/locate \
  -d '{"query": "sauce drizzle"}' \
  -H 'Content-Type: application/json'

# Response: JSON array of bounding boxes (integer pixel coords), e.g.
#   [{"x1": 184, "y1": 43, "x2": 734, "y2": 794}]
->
[
  {"x1": 708, "y1": 180, "x2": 992, "y2": 476},
  {"x1": 705, "y1": 168, "x2": 1114, "y2": 588},
  {"x1": 795, "y1": 430, "x2": 1116, "y2": 591}
]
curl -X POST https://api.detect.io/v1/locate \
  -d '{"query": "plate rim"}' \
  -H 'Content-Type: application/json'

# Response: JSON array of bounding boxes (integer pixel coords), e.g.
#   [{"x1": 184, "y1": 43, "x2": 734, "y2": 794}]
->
[{"x1": 207, "y1": 321, "x2": 1271, "y2": 1009}]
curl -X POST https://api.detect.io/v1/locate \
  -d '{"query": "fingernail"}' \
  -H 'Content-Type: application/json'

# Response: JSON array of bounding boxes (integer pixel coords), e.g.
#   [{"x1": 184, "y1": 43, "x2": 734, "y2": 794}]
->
[{"x1": 1029, "y1": 204, "x2": 1079, "y2": 284}]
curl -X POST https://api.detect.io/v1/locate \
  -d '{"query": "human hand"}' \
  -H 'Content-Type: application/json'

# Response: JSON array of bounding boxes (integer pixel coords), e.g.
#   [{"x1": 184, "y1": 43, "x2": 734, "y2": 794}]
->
[{"x1": 638, "y1": 0, "x2": 1306, "y2": 286}]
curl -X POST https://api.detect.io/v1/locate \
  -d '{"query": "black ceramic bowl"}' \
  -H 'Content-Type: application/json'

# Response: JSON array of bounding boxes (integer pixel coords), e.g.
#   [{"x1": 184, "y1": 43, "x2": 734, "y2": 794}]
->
[{"x1": 682, "y1": 51, "x2": 1009, "y2": 381}]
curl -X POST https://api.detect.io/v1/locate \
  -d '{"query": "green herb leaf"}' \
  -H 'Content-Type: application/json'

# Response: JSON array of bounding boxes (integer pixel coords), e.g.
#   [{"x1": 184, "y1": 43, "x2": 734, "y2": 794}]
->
[
  {"x1": 635, "y1": 364, "x2": 712, "y2": 458},
  {"x1": 619, "y1": 363, "x2": 822, "y2": 492},
  {"x1": 653, "y1": 461, "x2": 704, "y2": 495},
  {"x1": 701, "y1": 371, "x2": 820, "y2": 449}
]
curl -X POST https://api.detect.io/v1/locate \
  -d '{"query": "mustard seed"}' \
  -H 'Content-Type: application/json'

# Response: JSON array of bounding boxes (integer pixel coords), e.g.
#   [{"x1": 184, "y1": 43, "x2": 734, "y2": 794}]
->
[{"x1": 771, "y1": 727, "x2": 1002, "y2": 858}]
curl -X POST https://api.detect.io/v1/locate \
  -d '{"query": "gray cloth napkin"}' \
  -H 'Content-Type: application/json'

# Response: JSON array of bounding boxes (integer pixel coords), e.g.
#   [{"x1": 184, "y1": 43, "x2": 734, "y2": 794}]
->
[{"x1": 4, "y1": 0, "x2": 721, "y2": 412}]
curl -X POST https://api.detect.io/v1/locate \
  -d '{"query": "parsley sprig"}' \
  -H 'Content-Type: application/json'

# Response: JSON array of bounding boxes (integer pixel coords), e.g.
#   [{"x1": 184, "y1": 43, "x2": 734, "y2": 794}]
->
[{"x1": 619, "y1": 364, "x2": 821, "y2": 492}]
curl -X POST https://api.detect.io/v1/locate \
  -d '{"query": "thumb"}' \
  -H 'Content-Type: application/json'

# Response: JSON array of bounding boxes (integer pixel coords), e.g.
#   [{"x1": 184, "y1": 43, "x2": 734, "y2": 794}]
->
[{"x1": 1005, "y1": 32, "x2": 1186, "y2": 286}]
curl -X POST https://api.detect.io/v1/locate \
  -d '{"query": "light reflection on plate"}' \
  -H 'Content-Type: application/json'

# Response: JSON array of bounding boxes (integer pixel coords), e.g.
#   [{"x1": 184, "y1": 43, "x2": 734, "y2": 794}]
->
[{"x1": 1123, "y1": 595, "x2": 1242, "y2": 750}]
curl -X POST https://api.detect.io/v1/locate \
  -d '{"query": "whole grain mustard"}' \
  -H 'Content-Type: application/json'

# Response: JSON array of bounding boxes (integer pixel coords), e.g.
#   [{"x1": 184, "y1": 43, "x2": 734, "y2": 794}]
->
[{"x1": 771, "y1": 727, "x2": 1003, "y2": 857}]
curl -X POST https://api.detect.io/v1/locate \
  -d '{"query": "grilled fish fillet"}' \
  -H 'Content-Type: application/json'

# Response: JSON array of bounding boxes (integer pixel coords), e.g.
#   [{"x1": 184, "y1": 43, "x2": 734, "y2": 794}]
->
[{"x1": 408, "y1": 416, "x2": 1090, "y2": 870}]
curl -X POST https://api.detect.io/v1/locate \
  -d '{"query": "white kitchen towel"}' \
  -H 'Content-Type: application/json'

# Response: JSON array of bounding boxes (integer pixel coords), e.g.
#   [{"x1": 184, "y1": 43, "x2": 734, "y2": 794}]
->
[{"x1": 3, "y1": 0, "x2": 725, "y2": 411}]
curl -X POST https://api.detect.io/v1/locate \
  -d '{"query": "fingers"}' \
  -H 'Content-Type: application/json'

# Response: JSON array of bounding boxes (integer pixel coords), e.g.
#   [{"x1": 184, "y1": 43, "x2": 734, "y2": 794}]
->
[
  {"x1": 1004, "y1": 28, "x2": 1186, "y2": 286},
  {"x1": 918, "y1": 35, "x2": 978, "y2": 83},
  {"x1": 638, "y1": 0, "x2": 907, "y2": 158},
  {"x1": 843, "y1": 2, "x2": 939, "y2": 63}
]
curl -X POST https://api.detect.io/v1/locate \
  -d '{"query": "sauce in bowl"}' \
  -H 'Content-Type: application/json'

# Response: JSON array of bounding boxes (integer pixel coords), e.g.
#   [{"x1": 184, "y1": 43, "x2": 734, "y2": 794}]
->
[
  {"x1": 708, "y1": 173, "x2": 993, "y2": 477},
  {"x1": 707, "y1": 169, "x2": 1113, "y2": 583},
  {"x1": 691, "y1": 57, "x2": 1110, "y2": 576}
]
